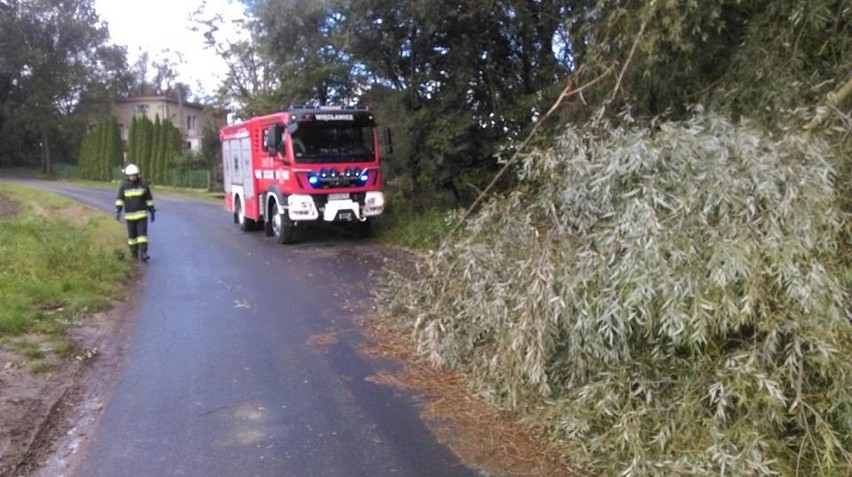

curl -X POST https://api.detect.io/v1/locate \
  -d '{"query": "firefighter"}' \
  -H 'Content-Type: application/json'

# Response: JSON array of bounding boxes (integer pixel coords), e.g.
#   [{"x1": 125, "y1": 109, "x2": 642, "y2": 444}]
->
[{"x1": 115, "y1": 164, "x2": 155, "y2": 262}]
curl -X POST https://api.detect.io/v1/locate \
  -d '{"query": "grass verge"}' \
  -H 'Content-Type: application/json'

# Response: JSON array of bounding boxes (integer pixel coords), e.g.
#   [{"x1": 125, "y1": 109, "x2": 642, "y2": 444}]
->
[
  {"x1": 0, "y1": 184, "x2": 132, "y2": 343},
  {"x1": 374, "y1": 202, "x2": 453, "y2": 251}
]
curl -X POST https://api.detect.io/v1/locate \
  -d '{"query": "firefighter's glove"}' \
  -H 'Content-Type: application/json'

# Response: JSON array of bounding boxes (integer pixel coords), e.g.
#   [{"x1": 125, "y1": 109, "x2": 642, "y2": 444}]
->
[{"x1": 149, "y1": 210, "x2": 155, "y2": 223}]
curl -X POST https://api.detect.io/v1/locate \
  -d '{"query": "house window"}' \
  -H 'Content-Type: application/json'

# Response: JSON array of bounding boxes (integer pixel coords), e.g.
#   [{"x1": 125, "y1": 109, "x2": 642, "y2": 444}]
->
[
  {"x1": 134, "y1": 104, "x2": 148, "y2": 114},
  {"x1": 186, "y1": 115, "x2": 197, "y2": 131}
]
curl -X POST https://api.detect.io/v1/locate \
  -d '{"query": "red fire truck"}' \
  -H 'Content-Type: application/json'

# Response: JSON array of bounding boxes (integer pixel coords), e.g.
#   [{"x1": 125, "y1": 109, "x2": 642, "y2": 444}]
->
[{"x1": 220, "y1": 106, "x2": 387, "y2": 243}]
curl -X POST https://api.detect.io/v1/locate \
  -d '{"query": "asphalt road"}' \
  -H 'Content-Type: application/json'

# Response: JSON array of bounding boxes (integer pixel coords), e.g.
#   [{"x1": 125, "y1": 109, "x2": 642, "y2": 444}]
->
[{"x1": 7, "y1": 181, "x2": 480, "y2": 477}]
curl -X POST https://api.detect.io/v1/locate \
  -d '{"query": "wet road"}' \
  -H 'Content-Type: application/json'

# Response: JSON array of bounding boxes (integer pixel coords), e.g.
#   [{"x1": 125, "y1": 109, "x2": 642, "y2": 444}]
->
[{"x1": 9, "y1": 181, "x2": 480, "y2": 477}]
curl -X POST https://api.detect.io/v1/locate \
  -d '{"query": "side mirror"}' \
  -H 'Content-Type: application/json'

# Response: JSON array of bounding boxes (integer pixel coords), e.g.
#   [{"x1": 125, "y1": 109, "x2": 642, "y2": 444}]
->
[
  {"x1": 380, "y1": 127, "x2": 394, "y2": 155},
  {"x1": 265, "y1": 124, "x2": 284, "y2": 155}
]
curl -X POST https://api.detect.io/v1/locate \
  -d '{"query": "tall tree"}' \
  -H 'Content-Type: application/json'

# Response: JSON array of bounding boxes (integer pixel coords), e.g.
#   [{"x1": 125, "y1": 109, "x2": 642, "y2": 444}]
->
[
  {"x1": 139, "y1": 116, "x2": 154, "y2": 178},
  {"x1": 126, "y1": 115, "x2": 138, "y2": 166},
  {"x1": 340, "y1": 0, "x2": 573, "y2": 200},
  {"x1": 78, "y1": 126, "x2": 92, "y2": 179},
  {"x1": 150, "y1": 115, "x2": 162, "y2": 183},
  {"x1": 0, "y1": 0, "x2": 125, "y2": 172},
  {"x1": 192, "y1": 2, "x2": 280, "y2": 117},
  {"x1": 106, "y1": 116, "x2": 121, "y2": 178},
  {"x1": 255, "y1": 0, "x2": 360, "y2": 106},
  {"x1": 218, "y1": 0, "x2": 849, "y2": 206},
  {"x1": 97, "y1": 119, "x2": 109, "y2": 180}
]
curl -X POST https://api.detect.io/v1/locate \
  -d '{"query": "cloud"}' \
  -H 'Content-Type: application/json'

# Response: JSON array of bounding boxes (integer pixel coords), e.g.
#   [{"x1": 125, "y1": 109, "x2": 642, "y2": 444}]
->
[{"x1": 95, "y1": 0, "x2": 244, "y2": 95}]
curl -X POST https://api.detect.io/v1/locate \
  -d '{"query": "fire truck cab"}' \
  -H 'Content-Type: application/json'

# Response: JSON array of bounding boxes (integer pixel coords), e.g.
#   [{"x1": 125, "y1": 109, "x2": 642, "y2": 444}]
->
[{"x1": 220, "y1": 106, "x2": 386, "y2": 243}]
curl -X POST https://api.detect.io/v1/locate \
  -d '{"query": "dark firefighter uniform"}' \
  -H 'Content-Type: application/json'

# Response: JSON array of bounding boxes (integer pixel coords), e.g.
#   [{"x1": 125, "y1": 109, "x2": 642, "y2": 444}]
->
[{"x1": 115, "y1": 178, "x2": 155, "y2": 261}]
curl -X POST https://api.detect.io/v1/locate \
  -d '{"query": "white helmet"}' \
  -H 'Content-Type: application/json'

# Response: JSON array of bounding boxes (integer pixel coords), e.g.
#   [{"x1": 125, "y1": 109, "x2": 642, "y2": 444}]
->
[{"x1": 124, "y1": 164, "x2": 140, "y2": 175}]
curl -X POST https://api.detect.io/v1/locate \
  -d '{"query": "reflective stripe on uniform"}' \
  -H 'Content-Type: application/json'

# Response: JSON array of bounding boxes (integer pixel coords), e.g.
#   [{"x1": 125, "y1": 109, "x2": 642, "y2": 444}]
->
[
  {"x1": 124, "y1": 188, "x2": 146, "y2": 198},
  {"x1": 146, "y1": 200, "x2": 154, "y2": 207},
  {"x1": 116, "y1": 200, "x2": 125, "y2": 207},
  {"x1": 136, "y1": 236, "x2": 149, "y2": 244},
  {"x1": 128, "y1": 238, "x2": 139, "y2": 245},
  {"x1": 125, "y1": 211, "x2": 148, "y2": 220}
]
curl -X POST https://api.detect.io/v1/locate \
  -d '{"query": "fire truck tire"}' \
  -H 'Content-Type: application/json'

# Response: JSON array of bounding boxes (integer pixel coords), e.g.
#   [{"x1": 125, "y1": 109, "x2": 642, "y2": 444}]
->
[
  {"x1": 264, "y1": 200, "x2": 275, "y2": 236},
  {"x1": 272, "y1": 211, "x2": 296, "y2": 244},
  {"x1": 236, "y1": 197, "x2": 256, "y2": 232}
]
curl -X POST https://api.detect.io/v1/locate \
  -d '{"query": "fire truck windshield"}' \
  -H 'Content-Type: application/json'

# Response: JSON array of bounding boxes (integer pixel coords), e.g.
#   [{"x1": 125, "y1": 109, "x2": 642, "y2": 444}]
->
[{"x1": 290, "y1": 123, "x2": 375, "y2": 163}]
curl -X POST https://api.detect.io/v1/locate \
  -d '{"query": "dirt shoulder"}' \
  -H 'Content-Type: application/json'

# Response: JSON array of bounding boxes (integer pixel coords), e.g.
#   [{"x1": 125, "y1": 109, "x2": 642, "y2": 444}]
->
[{"x1": 0, "y1": 273, "x2": 143, "y2": 477}]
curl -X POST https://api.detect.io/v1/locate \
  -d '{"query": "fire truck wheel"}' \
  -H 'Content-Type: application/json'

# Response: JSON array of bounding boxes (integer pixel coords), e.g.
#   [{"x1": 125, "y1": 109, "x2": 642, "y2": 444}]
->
[
  {"x1": 352, "y1": 220, "x2": 372, "y2": 239},
  {"x1": 272, "y1": 212, "x2": 296, "y2": 244},
  {"x1": 236, "y1": 197, "x2": 256, "y2": 232}
]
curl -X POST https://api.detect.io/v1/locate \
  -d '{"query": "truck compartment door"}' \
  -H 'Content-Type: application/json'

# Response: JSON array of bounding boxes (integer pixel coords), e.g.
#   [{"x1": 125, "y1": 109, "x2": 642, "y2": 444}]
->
[{"x1": 241, "y1": 137, "x2": 254, "y2": 198}]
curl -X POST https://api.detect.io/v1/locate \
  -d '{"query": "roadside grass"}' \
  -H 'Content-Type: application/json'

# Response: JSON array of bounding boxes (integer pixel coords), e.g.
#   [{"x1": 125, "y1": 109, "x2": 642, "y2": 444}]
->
[
  {"x1": 375, "y1": 202, "x2": 453, "y2": 251},
  {"x1": 0, "y1": 184, "x2": 131, "y2": 364}
]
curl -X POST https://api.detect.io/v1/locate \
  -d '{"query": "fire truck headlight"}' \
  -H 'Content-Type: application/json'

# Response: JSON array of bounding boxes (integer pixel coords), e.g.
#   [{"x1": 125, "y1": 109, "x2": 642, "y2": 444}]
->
[
  {"x1": 358, "y1": 172, "x2": 370, "y2": 184},
  {"x1": 365, "y1": 191, "x2": 384, "y2": 208},
  {"x1": 308, "y1": 174, "x2": 319, "y2": 187},
  {"x1": 287, "y1": 194, "x2": 318, "y2": 219}
]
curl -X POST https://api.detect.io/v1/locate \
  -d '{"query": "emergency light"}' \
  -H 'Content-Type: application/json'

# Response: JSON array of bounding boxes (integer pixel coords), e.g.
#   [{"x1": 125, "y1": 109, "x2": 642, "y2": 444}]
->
[{"x1": 306, "y1": 168, "x2": 370, "y2": 188}]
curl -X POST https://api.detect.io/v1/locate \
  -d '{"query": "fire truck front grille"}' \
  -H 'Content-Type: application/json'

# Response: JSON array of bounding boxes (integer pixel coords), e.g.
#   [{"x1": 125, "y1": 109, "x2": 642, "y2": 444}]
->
[{"x1": 306, "y1": 168, "x2": 373, "y2": 189}]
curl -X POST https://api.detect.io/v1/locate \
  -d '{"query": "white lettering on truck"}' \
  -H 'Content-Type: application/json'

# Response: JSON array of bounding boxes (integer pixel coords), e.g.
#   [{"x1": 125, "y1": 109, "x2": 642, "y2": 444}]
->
[{"x1": 315, "y1": 114, "x2": 354, "y2": 121}]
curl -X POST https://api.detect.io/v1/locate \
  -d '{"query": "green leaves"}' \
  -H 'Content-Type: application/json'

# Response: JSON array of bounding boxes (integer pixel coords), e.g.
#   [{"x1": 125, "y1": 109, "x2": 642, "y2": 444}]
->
[
  {"x1": 120, "y1": 115, "x2": 181, "y2": 184},
  {"x1": 386, "y1": 112, "x2": 852, "y2": 475},
  {"x1": 0, "y1": 0, "x2": 121, "y2": 170},
  {"x1": 78, "y1": 117, "x2": 120, "y2": 180}
]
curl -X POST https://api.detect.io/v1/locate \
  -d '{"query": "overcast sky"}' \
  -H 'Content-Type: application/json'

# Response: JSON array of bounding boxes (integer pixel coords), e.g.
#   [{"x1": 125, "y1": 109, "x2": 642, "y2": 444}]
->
[{"x1": 94, "y1": 0, "x2": 245, "y2": 96}]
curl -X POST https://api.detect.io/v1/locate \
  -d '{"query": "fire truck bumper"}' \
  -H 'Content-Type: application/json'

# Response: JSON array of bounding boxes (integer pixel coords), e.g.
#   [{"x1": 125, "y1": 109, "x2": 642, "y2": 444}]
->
[
  {"x1": 362, "y1": 191, "x2": 385, "y2": 217},
  {"x1": 322, "y1": 199, "x2": 360, "y2": 222},
  {"x1": 287, "y1": 192, "x2": 385, "y2": 222}
]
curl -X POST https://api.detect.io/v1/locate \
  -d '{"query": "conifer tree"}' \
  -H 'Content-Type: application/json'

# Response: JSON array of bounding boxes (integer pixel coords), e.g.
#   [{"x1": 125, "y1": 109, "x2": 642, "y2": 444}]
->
[
  {"x1": 151, "y1": 115, "x2": 162, "y2": 183},
  {"x1": 92, "y1": 121, "x2": 100, "y2": 180},
  {"x1": 110, "y1": 117, "x2": 122, "y2": 175},
  {"x1": 168, "y1": 123, "x2": 184, "y2": 185},
  {"x1": 95, "y1": 119, "x2": 110, "y2": 181},
  {"x1": 78, "y1": 129, "x2": 91, "y2": 179},
  {"x1": 140, "y1": 116, "x2": 154, "y2": 178},
  {"x1": 127, "y1": 116, "x2": 139, "y2": 167},
  {"x1": 105, "y1": 117, "x2": 121, "y2": 180}
]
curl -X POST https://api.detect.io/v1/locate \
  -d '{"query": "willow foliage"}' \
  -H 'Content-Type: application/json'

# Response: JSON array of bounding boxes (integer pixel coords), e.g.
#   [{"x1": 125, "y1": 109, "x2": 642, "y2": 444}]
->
[{"x1": 385, "y1": 112, "x2": 851, "y2": 475}]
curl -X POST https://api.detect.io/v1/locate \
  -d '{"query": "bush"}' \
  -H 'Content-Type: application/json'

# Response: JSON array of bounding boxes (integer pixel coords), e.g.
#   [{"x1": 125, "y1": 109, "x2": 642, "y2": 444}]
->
[{"x1": 384, "y1": 111, "x2": 852, "y2": 476}]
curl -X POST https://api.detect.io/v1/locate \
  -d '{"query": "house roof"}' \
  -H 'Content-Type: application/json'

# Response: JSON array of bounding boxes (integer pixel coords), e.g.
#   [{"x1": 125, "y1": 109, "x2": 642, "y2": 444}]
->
[{"x1": 115, "y1": 95, "x2": 220, "y2": 114}]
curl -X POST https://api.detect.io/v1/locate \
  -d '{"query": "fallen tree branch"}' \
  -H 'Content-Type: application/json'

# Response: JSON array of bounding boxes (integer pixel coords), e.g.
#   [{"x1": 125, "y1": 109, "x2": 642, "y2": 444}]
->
[
  {"x1": 803, "y1": 74, "x2": 852, "y2": 138},
  {"x1": 612, "y1": 0, "x2": 657, "y2": 100},
  {"x1": 440, "y1": 66, "x2": 614, "y2": 249}
]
